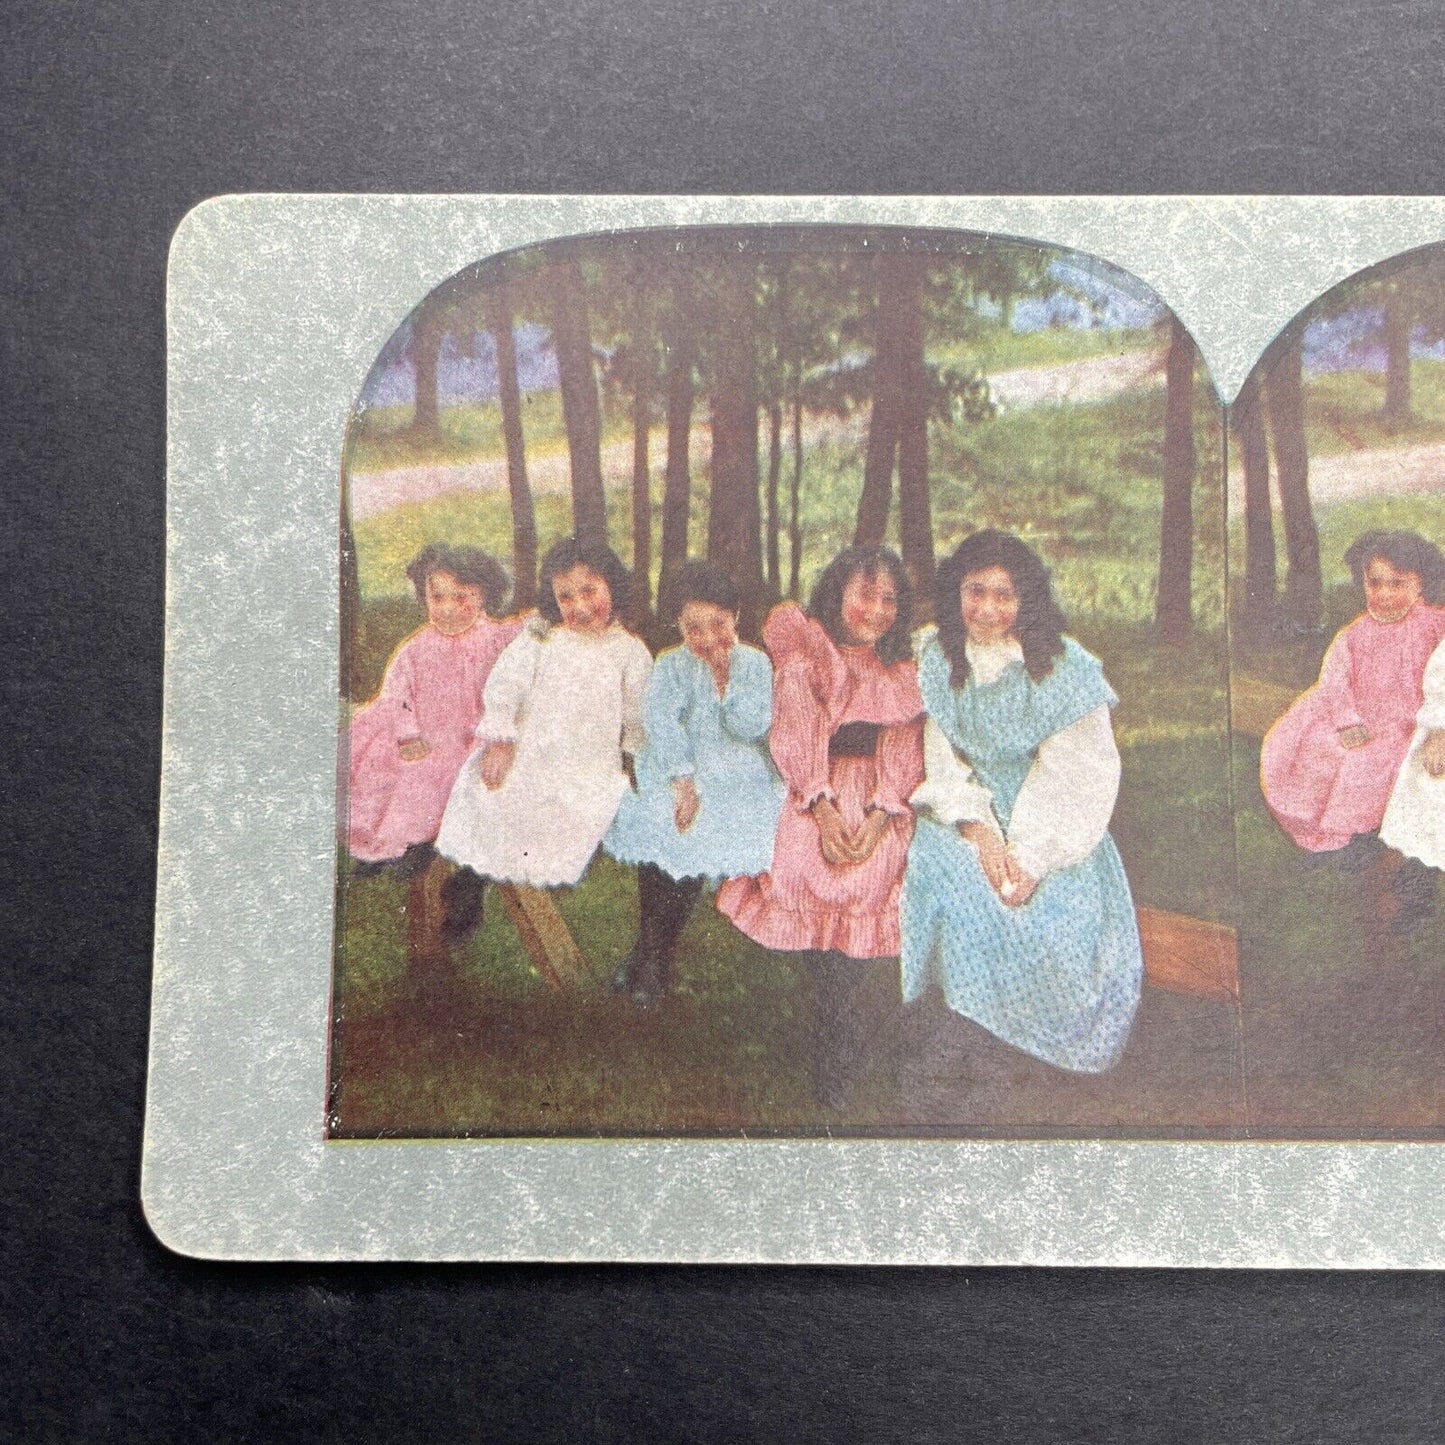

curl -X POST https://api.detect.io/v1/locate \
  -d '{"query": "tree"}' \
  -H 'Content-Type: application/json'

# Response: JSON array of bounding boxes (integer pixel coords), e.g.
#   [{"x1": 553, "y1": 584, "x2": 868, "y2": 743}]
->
[
  {"x1": 893, "y1": 253, "x2": 935, "y2": 605},
  {"x1": 1232, "y1": 369, "x2": 1276, "y2": 637},
  {"x1": 407, "y1": 292, "x2": 447, "y2": 439},
  {"x1": 550, "y1": 256, "x2": 607, "y2": 545},
  {"x1": 486, "y1": 274, "x2": 537, "y2": 610},
  {"x1": 657, "y1": 273, "x2": 697, "y2": 622},
  {"x1": 1156, "y1": 315, "x2": 1198, "y2": 645},
  {"x1": 1383, "y1": 283, "x2": 1413, "y2": 427},
  {"x1": 705, "y1": 259, "x2": 766, "y2": 631},
  {"x1": 1265, "y1": 332, "x2": 1322, "y2": 631},
  {"x1": 627, "y1": 284, "x2": 655, "y2": 625},
  {"x1": 854, "y1": 260, "x2": 904, "y2": 549}
]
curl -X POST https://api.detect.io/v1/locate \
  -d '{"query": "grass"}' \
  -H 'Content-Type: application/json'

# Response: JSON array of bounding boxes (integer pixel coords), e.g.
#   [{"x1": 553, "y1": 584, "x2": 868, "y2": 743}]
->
[
  {"x1": 932, "y1": 325, "x2": 1158, "y2": 373},
  {"x1": 329, "y1": 611, "x2": 1235, "y2": 1138},
  {"x1": 1301, "y1": 358, "x2": 1445, "y2": 459},
  {"x1": 331, "y1": 355, "x2": 1252, "y2": 1139}
]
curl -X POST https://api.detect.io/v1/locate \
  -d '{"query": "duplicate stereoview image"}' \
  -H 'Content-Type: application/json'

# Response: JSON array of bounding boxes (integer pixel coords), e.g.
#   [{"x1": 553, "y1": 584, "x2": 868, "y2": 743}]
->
[{"x1": 326, "y1": 222, "x2": 1277, "y2": 1140}]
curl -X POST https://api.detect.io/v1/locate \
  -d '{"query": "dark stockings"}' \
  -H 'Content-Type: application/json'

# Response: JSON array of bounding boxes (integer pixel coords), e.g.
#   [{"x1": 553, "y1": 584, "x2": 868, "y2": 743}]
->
[
  {"x1": 439, "y1": 866, "x2": 487, "y2": 949},
  {"x1": 617, "y1": 864, "x2": 704, "y2": 1003}
]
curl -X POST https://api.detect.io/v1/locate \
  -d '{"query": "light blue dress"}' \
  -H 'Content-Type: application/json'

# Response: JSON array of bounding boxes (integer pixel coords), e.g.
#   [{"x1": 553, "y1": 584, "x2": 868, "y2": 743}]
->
[
  {"x1": 900, "y1": 633, "x2": 1143, "y2": 1073},
  {"x1": 605, "y1": 643, "x2": 786, "y2": 882}
]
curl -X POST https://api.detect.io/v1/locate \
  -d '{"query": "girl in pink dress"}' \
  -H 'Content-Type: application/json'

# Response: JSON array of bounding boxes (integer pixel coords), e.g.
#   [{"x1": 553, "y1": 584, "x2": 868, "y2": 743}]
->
[
  {"x1": 1261, "y1": 530, "x2": 1445, "y2": 869},
  {"x1": 346, "y1": 544, "x2": 522, "y2": 879},
  {"x1": 716, "y1": 546, "x2": 925, "y2": 1110}
]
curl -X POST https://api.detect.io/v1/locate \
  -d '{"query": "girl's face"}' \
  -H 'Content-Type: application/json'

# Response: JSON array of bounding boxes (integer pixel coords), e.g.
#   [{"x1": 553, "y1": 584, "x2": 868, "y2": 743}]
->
[
  {"x1": 552, "y1": 563, "x2": 613, "y2": 634},
  {"x1": 839, "y1": 569, "x2": 899, "y2": 648},
  {"x1": 960, "y1": 565, "x2": 1021, "y2": 646},
  {"x1": 425, "y1": 571, "x2": 485, "y2": 636},
  {"x1": 678, "y1": 600, "x2": 738, "y2": 664},
  {"x1": 1364, "y1": 557, "x2": 1423, "y2": 624}
]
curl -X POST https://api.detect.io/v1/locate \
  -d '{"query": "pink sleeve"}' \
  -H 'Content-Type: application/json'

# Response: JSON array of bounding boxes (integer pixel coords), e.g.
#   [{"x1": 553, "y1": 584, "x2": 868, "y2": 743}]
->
[
  {"x1": 1317, "y1": 628, "x2": 1364, "y2": 732},
  {"x1": 871, "y1": 717, "x2": 925, "y2": 815},
  {"x1": 770, "y1": 659, "x2": 834, "y2": 811},
  {"x1": 380, "y1": 640, "x2": 422, "y2": 743}
]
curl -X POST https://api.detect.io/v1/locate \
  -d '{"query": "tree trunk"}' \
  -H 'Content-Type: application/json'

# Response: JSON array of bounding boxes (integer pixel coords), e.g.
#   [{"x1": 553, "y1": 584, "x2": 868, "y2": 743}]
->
[
  {"x1": 1383, "y1": 289, "x2": 1413, "y2": 427},
  {"x1": 855, "y1": 262, "x2": 902, "y2": 548},
  {"x1": 706, "y1": 260, "x2": 765, "y2": 633},
  {"x1": 550, "y1": 258, "x2": 606, "y2": 545},
  {"x1": 488, "y1": 280, "x2": 537, "y2": 610},
  {"x1": 340, "y1": 462, "x2": 362, "y2": 701},
  {"x1": 1265, "y1": 334, "x2": 1322, "y2": 631},
  {"x1": 789, "y1": 391, "x2": 804, "y2": 602},
  {"x1": 1233, "y1": 370, "x2": 1276, "y2": 637},
  {"x1": 766, "y1": 400, "x2": 783, "y2": 595},
  {"x1": 658, "y1": 282, "x2": 696, "y2": 622},
  {"x1": 630, "y1": 294, "x2": 653, "y2": 627},
  {"x1": 894, "y1": 254, "x2": 935, "y2": 614},
  {"x1": 1156, "y1": 316, "x2": 1197, "y2": 646},
  {"x1": 409, "y1": 298, "x2": 445, "y2": 438}
]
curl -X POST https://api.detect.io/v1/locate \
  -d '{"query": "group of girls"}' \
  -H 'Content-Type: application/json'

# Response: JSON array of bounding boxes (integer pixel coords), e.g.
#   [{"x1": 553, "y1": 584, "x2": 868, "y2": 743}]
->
[
  {"x1": 1262, "y1": 529, "x2": 1445, "y2": 934},
  {"x1": 347, "y1": 527, "x2": 1146, "y2": 1112}
]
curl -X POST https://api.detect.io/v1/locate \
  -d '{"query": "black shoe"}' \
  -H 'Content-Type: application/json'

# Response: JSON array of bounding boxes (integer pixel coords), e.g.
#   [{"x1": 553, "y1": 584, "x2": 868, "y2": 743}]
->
[
  {"x1": 351, "y1": 858, "x2": 389, "y2": 880},
  {"x1": 1334, "y1": 833, "x2": 1387, "y2": 875},
  {"x1": 609, "y1": 948, "x2": 640, "y2": 995},
  {"x1": 1391, "y1": 859, "x2": 1439, "y2": 936},
  {"x1": 439, "y1": 868, "x2": 486, "y2": 949},
  {"x1": 394, "y1": 843, "x2": 438, "y2": 882},
  {"x1": 629, "y1": 955, "x2": 667, "y2": 1009}
]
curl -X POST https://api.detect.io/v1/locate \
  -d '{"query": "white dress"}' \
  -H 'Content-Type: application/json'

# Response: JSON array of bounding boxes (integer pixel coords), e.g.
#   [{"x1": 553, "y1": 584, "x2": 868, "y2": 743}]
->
[
  {"x1": 436, "y1": 618, "x2": 653, "y2": 887},
  {"x1": 1381, "y1": 636, "x2": 1445, "y2": 869}
]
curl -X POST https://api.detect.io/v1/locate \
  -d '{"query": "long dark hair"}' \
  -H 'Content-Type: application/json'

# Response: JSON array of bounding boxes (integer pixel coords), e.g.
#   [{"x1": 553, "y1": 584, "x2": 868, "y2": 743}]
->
[
  {"x1": 1343, "y1": 529, "x2": 1445, "y2": 604},
  {"x1": 662, "y1": 558, "x2": 741, "y2": 627},
  {"x1": 807, "y1": 545, "x2": 914, "y2": 665},
  {"x1": 536, "y1": 535, "x2": 632, "y2": 625},
  {"x1": 935, "y1": 530, "x2": 1066, "y2": 686},
  {"x1": 405, "y1": 543, "x2": 512, "y2": 617}
]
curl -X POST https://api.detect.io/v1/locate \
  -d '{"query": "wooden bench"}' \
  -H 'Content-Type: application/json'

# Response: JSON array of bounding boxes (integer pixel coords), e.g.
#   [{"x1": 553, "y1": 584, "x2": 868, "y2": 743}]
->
[{"x1": 407, "y1": 861, "x2": 594, "y2": 991}]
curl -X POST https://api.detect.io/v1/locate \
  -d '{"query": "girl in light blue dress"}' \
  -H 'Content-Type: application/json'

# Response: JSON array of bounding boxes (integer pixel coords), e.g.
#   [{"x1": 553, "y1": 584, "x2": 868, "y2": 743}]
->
[
  {"x1": 605, "y1": 561, "x2": 786, "y2": 1005},
  {"x1": 900, "y1": 531, "x2": 1143, "y2": 1083}
]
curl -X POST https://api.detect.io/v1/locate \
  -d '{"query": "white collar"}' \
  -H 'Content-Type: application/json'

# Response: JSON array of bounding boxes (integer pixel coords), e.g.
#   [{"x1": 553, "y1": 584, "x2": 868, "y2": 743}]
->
[{"x1": 965, "y1": 635, "x2": 1024, "y2": 686}]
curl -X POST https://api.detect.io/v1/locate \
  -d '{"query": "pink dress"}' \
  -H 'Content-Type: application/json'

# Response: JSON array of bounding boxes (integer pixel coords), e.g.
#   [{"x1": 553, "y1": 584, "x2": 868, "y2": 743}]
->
[
  {"x1": 346, "y1": 616, "x2": 523, "y2": 862},
  {"x1": 1261, "y1": 604, "x2": 1445, "y2": 852},
  {"x1": 715, "y1": 604, "x2": 924, "y2": 958}
]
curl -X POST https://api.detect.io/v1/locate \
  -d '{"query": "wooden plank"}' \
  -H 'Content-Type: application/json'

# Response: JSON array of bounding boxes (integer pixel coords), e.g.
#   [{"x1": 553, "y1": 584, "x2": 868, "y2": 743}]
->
[
  {"x1": 1138, "y1": 906, "x2": 1239, "y2": 1004},
  {"x1": 496, "y1": 884, "x2": 595, "y2": 992},
  {"x1": 406, "y1": 859, "x2": 448, "y2": 966}
]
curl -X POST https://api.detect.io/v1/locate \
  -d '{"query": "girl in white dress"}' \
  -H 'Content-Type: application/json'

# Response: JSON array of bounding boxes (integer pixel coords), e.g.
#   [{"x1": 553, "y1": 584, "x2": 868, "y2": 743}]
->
[
  {"x1": 1380, "y1": 635, "x2": 1445, "y2": 934},
  {"x1": 435, "y1": 537, "x2": 653, "y2": 945}
]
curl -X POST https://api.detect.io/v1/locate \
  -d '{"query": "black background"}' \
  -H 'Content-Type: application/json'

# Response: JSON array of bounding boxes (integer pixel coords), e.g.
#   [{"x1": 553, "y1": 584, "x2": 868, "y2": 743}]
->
[{"x1": 6, "y1": 2, "x2": 1445, "y2": 1438}]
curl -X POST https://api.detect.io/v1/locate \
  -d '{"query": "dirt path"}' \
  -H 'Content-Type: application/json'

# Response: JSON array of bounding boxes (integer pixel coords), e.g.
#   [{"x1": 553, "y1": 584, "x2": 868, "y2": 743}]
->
[
  {"x1": 349, "y1": 348, "x2": 1168, "y2": 521},
  {"x1": 1228, "y1": 439, "x2": 1445, "y2": 512}
]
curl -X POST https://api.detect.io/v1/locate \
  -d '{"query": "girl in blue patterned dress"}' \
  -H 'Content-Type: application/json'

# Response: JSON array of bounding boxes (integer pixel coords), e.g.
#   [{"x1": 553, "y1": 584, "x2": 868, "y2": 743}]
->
[
  {"x1": 899, "y1": 531, "x2": 1143, "y2": 1090},
  {"x1": 605, "y1": 561, "x2": 786, "y2": 1005}
]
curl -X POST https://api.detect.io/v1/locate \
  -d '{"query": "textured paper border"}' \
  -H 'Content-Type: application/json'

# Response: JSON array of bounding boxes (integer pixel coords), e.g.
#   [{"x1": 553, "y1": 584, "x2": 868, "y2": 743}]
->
[{"x1": 145, "y1": 194, "x2": 1445, "y2": 1264}]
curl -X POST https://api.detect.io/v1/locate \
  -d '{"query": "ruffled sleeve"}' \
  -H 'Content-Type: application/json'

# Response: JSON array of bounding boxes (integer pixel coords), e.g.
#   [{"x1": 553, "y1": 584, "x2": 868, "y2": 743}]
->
[
  {"x1": 870, "y1": 704, "x2": 926, "y2": 815},
  {"x1": 763, "y1": 603, "x2": 848, "y2": 707},
  {"x1": 620, "y1": 633, "x2": 653, "y2": 758},
  {"x1": 1007, "y1": 705, "x2": 1121, "y2": 879},
  {"x1": 911, "y1": 717, "x2": 999, "y2": 830},
  {"x1": 719, "y1": 644, "x2": 774, "y2": 743},
  {"x1": 769, "y1": 657, "x2": 834, "y2": 810},
  {"x1": 475, "y1": 624, "x2": 543, "y2": 744},
  {"x1": 643, "y1": 649, "x2": 694, "y2": 780}
]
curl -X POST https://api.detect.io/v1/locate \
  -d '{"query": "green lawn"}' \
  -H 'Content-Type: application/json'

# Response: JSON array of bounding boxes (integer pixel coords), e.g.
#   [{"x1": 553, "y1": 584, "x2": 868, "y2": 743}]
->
[{"x1": 1302, "y1": 358, "x2": 1445, "y2": 459}]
